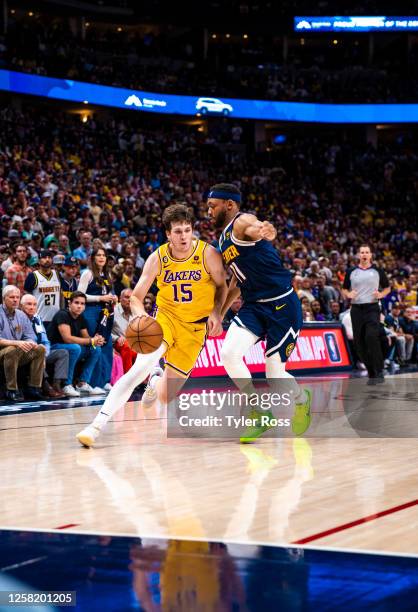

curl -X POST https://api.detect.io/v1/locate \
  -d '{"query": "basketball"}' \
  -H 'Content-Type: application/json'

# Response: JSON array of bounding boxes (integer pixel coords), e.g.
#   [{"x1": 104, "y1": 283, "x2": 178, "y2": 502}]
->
[{"x1": 125, "y1": 316, "x2": 163, "y2": 354}]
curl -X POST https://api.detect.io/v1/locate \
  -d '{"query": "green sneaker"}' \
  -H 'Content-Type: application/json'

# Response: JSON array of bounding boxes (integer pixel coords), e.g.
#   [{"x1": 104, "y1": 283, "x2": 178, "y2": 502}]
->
[
  {"x1": 240, "y1": 409, "x2": 274, "y2": 444},
  {"x1": 292, "y1": 388, "x2": 312, "y2": 436}
]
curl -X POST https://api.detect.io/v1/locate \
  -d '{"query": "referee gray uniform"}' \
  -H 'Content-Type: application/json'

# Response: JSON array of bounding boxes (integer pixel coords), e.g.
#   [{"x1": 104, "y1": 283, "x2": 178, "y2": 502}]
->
[{"x1": 343, "y1": 265, "x2": 389, "y2": 378}]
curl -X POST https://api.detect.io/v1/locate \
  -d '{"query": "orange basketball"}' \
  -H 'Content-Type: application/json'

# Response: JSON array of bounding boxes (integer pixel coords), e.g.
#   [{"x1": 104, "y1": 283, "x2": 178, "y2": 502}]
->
[{"x1": 125, "y1": 316, "x2": 163, "y2": 354}]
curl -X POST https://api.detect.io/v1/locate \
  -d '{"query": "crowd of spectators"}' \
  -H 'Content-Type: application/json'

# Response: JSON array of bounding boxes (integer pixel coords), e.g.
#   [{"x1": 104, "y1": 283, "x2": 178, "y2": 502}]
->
[
  {"x1": 3, "y1": 16, "x2": 418, "y2": 102},
  {"x1": 0, "y1": 104, "x2": 416, "y2": 400}
]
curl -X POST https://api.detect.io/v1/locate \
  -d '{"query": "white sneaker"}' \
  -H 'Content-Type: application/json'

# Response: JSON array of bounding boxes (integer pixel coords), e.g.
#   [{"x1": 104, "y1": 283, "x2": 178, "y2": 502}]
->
[
  {"x1": 90, "y1": 386, "x2": 107, "y2": 395},
  {"x1": 76, "y1": 424, "x2": 101, "y2": 448},
  {"x1": 142, "y1": 366, "x2": 164, "y2": 407},
  {"x1": 76, "y1": 383, "x2": 106, "y2": 396},
  {"x1": 104, "y1": 383, "x2": 112, "y2": 392},
  {"x1": 63, "y1": 384, "x2": 81, "y2": 397}
]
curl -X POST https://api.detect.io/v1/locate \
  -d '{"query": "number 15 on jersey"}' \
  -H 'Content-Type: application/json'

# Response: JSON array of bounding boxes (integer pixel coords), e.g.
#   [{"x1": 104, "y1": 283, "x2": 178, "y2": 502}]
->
[{"x1": 173, "y1": 283, "x2": 193, "y2": 303}]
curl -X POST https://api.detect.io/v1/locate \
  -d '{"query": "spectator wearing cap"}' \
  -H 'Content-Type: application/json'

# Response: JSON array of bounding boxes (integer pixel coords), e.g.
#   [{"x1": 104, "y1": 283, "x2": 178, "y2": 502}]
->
[
  {"x1": 60, "y1": 256, "x2": 79, "y2": 309},
  {"x1": 26, "y1": 209, "x2": 43, "y2": 235},
  {"x1": 5, "y1": 243, "x2": 32, "y2": 294},
  {"x1": 52, "y1": 253, "x2": 66, "y2": 273},
  {"x1": 0, "y1": 285, "x2": 45, "y2": 402},
  {"x1": 72, "y1": 231, "x2": 93, "y2": 270},
  {"x1": 24, "y1": 250, "x2": 61, "y2": 330},
  {"x1": 8, "y1": 228, "x2": 20, "y2": 240},
  {"x1": 20, "y1": 294, "x2": 68, "y2": 398},
  {"x1": 137, "y1": 230, "x2": 149, "y2": 259},
  {"x1": 111, "y1": 288, "x2": 137, "y2": 373}
]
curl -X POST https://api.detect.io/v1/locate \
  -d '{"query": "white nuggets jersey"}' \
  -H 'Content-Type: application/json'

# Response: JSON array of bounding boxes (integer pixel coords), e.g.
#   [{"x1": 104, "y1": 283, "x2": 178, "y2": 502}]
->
[{"x1": 32, "y1": 270, "x2": 61, "y2": 322}]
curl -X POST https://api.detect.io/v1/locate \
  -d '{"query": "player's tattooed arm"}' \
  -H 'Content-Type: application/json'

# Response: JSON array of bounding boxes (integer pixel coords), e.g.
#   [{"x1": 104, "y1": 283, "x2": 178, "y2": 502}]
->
[
  {"x1": 130, "y1": 251, "x2": 159, "y2": 317},
  {"x1": 204, "y1": 245, "x2": 228, "y2": 337},
  {"x1": 233, "y1": 213, "x2": 277, "y2": 242},
  {"x1": 220, "y1": 275, "x2": 241, "y2": 319}
]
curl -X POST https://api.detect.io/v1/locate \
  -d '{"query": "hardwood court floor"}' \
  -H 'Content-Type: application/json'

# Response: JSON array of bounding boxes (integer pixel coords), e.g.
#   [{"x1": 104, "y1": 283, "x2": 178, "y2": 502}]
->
[{"x1": 1, "y1": 373, "x2": 418, "y2": 557}]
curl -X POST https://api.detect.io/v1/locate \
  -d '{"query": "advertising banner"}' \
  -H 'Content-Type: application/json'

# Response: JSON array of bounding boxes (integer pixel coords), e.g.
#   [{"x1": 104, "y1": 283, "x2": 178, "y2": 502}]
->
[{"x1": 191, "y1": 324, "x2": 352, "y2": 377}]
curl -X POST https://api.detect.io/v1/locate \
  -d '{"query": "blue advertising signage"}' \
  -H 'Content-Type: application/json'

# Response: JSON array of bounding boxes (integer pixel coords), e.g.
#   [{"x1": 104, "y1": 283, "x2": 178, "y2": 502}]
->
[
  {"x1": 1, "y1": 69, "x2": 418, "y2": 124},
  {"x1": 294, "y1": 16, "x2": 418, "y2": 32}
]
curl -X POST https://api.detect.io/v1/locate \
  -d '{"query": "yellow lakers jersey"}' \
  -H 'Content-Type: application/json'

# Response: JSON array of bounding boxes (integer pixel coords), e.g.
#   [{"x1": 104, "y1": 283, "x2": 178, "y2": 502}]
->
[{"x1": 156, "y1": 240, "x2": 215, "y2": 323}]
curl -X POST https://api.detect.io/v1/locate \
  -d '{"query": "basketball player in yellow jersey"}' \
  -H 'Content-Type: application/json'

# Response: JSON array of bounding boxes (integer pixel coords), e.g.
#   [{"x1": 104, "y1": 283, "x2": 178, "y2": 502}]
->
[{"x1": 77, "y1": 203, "x2": 226, "y2": 447}]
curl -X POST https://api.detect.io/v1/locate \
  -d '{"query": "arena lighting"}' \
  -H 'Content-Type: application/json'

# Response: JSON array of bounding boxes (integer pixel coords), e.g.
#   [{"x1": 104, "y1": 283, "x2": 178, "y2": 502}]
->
[
  {"x1": 2, "y1": 69, "x2": 418, "y2": 124},
  {"x1": 294, "y1": 16, "x2": 418, "y2": 32}
]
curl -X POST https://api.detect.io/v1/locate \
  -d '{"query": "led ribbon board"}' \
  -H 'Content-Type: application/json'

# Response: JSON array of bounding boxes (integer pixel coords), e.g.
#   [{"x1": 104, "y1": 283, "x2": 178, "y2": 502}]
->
[
  {"x1": 294, "y1": 16, "x2": 418, "y2": 32},
  {"x1": 1, "y1": 69, "x2": 418, "y2": 123}
]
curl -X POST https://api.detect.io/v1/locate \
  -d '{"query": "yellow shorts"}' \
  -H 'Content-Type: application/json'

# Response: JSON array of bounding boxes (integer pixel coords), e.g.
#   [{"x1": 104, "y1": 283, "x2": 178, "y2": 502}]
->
[{"x1": 156, "y1": 310, "x2": 207, "y2": 377}]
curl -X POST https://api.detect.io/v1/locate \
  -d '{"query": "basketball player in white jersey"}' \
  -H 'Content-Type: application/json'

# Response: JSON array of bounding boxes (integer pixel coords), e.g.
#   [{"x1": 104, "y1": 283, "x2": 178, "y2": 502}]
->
[{"x1": 24, "y1": 249, "x2": 61, "y2": 329}]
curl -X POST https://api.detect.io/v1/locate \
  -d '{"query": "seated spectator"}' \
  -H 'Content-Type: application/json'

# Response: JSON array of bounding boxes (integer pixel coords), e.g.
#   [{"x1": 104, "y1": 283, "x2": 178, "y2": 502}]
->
[
  {"x1": 326, "y1": 301, "x2": 341, "y2": 321},
  {"x1": 47, "y1": 291, "x2": 106, "y2": 397},
  {"x1": 385, "y1": 304, "x2": 414, "y2": 365},
  {"x1": 20, "y1": 294, "x2": 68, "y2": 398},
  {"x1": 112, "y1": 288, "x2": 137, "y2": 373},
  {"x1": 5, "y1": 243, "x2": 32, "y2": 294},
  {"x1": 400, "y1": 307, "x2": 418, "y2": 362},
  {"x1": 301, "y1": 298, "x2": 314, "y2": 322},
  {"x1": 298, "y1": 277, "x2": 315, "y2": 303},
  {"x1": 144, "y1": 293, "x2": 156, "y2": 315},
  {"x1": 0, "y1": 285, "x2": 45, "y2": 402},
  {"x1": 311, "y1": 299, "x2": 326, "y2": 321}
]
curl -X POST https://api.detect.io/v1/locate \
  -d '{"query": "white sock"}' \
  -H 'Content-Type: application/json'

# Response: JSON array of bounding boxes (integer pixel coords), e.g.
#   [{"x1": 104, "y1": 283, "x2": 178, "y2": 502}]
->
[
  {"x1": 91, "y1": 344, "x2": 166, "y2": 430},
  {"x1": 265, "y1": 353, "x2": 306, "y2": 402},
  {"x1": 220, "y1": 322, "x2": 259, "y2": 391}
]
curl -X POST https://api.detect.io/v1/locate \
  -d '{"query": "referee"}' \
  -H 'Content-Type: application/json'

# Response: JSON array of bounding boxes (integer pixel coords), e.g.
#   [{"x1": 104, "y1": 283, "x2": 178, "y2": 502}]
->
[{"x1": 342, "y1": 245, "x2": 390, "y2": 384}]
